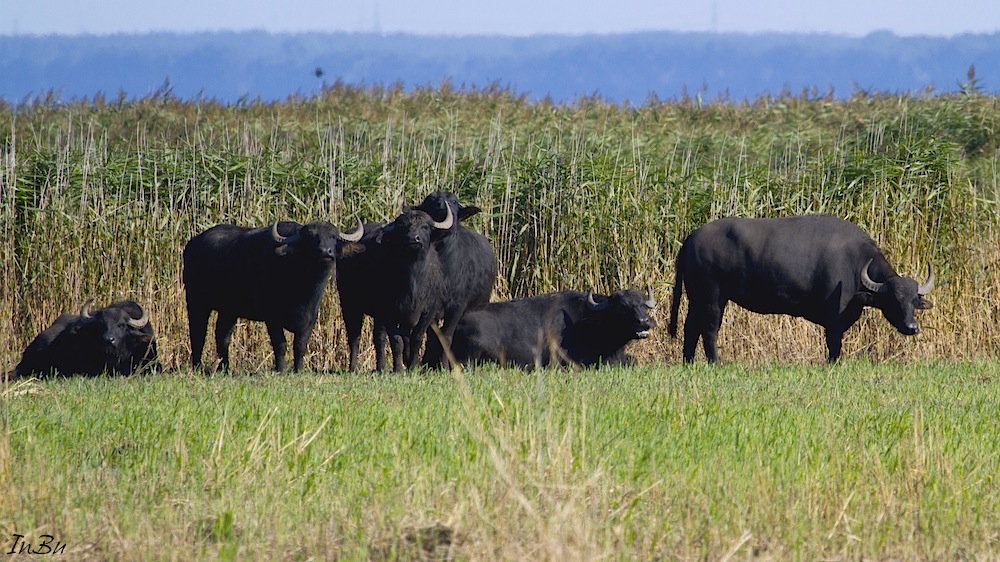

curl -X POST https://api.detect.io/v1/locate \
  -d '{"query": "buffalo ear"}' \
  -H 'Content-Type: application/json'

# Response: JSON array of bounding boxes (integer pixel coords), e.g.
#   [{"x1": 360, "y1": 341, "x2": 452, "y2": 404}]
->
[
  {"x1": 338, "y1": 242, "x2": 366, "y2": 258},
  {"x1": 274, "y1": 244, "x2": 294, "y2": 256},
  {"x1": 458, "y1": 205, "x2": 481, "y2": 220},
  {"x1": 915, "y1": 297, "x2": 934, "y2": 310}
]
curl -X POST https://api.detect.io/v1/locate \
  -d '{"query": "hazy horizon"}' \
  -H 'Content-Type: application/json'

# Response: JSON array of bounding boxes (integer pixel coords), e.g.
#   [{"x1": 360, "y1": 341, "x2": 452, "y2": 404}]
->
[{"x1": 4, "y1": 0, "x2": 1000, "y2": 38}]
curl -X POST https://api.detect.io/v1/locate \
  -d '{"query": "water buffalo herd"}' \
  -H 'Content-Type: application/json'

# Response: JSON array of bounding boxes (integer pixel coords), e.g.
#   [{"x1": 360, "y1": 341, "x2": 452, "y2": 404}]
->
[{"x1": 8, "y1": 191, "x2": 935, "y2": 379}]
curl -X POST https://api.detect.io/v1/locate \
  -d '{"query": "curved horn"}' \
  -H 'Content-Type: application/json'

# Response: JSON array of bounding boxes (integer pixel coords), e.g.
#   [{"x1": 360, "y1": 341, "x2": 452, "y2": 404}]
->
[
  {"x1": 337, "y1": 217, "x2": 365, "y2": 243},
  {"x1": 586, "y1": 290, "x2": 608, "y2": 311},
  {"x1": 127, "y1": 304, "x2": 150, "y2": 329},
  {"x1": 271, "y1": 221, "x2": 288, "y2": 243},
  {"x1": 918, "y1": 263, "x2": 934, "y2": 296},
  {"x1": 431, "y1": 202, "x2": 454, "y2": 230},
  {"x1": 860, "y1": 258, "x2": 885, "y2": 293},
  {"x1": 645, "y1": 284, "x2": 657, "y2": 310},
  {"x1": 80, "y1": 298, "x2": 95, "y2": 319}
]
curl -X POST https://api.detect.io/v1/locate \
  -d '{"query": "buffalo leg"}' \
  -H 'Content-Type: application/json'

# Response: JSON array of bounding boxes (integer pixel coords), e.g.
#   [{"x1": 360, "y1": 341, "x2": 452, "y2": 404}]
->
[
  {"x1": 424, "y1": 308, "x2": 461, "y2": 368},
  {"x1": 187, "y1": 305, "x2": 211, "y2": 368},
  {"x1": 682, "y1": 282, "x2": 725, "y2": 363},
  {"x1": 389, "y1": 331, "x2": 405, "y2": 373},
  {"x1": 265, "y1": 322, "x2": 288, "y2": 371},
  {"x1": 405, "y1": 312, "x2": 438, "y2": 368},
  {"x1": 825, "y1": 328, "x2": 844, "y2": 363},
  {"x1": 342, "y1": 306, "x2": 364, "y2": 371},
  {"x1": 825, "y1": 304, "x2": 863, "y2": 363},
  {"x1": 373, "y1": 321, "x2": 388, "y2": 372},
  {"x1": 291, "y1": 324, "x2": 314, "y2": 372},
  {"x1": 214, "y1": 313, "x2": 238, "y2": 371},
  {"x1": 701, "y1": 299, "x2": 727, "y2": 363},
  {"x1": 682, "y1": 314, "x2": 701, "y2": 363}
]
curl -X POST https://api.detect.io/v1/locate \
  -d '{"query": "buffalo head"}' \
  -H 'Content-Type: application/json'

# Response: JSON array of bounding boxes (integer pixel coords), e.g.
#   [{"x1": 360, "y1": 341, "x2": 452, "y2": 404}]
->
[
  {"x1": 415, "y1": 190, "x2": 482, "y2": 227},
  {"x1": 859, "y1": 258, "x2": 934, "y2": 335},
  {"x1": 76, "y1": 299, "x2": 152, "y2": 358},
  {"x1": 586, "y1": 285, "x2": 657, "y2": 339},
  {"x1": 271, "y1": 218, "x2": 365, "y2": 260},
  {"x1": 380, "y1": 204, "x2": 454, "y2": 252}
]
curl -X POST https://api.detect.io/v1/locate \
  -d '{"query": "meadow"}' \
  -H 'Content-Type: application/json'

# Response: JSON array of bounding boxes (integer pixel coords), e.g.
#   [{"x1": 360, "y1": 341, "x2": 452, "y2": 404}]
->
[{"x1": 2, "y1": 85, "x2": 1000, "y2": 559}]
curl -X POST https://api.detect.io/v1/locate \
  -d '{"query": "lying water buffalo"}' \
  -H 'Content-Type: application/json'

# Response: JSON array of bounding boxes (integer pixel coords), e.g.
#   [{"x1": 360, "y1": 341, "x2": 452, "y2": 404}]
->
[
  {"x1": 668, "y1": 215, "x2": 934, "y2": 363},
  {"x1": 183, "y1": 218, "x2": 364, "y2": 372},
  {"x1": 450, "y1": 287, "x2": 656, "y2": 368},
  {"x1": 11, "y1": 299, "x2": 159, "y2": 379},
  {"x1": 413, "y1": 191, "x2": 498, "y2": 368}
]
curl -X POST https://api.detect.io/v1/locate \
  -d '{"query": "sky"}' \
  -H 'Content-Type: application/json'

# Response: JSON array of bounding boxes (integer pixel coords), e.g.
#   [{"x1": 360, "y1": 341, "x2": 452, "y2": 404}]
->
[{"x1": 2, "y1": 0, "x2": 1000, "y2": 37}]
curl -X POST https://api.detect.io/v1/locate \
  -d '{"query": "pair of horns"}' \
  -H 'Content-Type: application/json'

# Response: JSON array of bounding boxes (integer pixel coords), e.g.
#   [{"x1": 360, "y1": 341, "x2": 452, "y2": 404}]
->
[
  {"x1": 270, "y1": 218, "x2": 365, "y2": 244},
  {"x1": 586, "y1": 285, "x2": 657, "y2": 310},
  {"x1": 383, "y1": 202, "x2": 455, "y2": 233},
  {"x1": 860, "y1": 259, "x2": 935, "y2": 295},
  {"x1": 80, "y1": 299, "x2": 149, "y2": 328}
]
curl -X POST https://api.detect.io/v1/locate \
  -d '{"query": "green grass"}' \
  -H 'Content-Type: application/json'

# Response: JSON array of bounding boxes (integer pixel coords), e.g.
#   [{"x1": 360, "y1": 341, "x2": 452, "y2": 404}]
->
[
  {"x1": 3, "y1": 86, "x2": 1000, "y2": 559},
  {"x1": 4, "y1": 362, "x2": 1000, "y2": 560}
]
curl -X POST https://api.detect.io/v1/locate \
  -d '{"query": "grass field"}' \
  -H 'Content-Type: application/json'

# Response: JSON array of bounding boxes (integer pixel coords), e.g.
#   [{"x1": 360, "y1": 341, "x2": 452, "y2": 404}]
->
[
  {"x1": 2, "y1": 86, "x2": 1000, "y2": 559},
  {"x1": 3, "y1": 362, "x2": 1000, "y2": 560}
]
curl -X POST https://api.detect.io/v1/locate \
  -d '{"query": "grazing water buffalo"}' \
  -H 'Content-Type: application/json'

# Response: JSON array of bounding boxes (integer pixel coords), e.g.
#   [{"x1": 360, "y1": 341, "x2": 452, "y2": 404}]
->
[
  {"x1": 11, "y1": 299, "x2": 159, "y2": 379},
  {"x1": 450, "y1": 287, "x2": 656, "y2": 368},
  {"x1": 668, "y1": 215, "x2": 934, "y2": 363},
  {"x1": 413, "y1": 191, "x2": 498, "y2": 367},
  {"x1": 183, "y1": 218, "x2": 364, "y2": 372}
]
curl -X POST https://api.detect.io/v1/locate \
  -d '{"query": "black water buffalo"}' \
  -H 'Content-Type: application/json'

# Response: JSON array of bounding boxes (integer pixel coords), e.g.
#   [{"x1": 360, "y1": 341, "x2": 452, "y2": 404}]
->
[
  {"x1": 668, "y1": 215, "x2": 934, "y2": 363},
  {"x1": 413, "y1": 191, "x2": 498, "y2": 367},
  {"x1": 450, "y1": 288, "x2": 656, "y2": 368},
  {"x1": 183, "y1": 218, "x2": 364, "y2": 372},
  {"x1": 374, "y1": 205, "x2": 454, "y2": 371},
  {"x1": 11, "y1": 299, "x2": 159, "y2": 379},
  {"x1": 336, "y1": 204, "x2": 457, "y2": 372},
  {"x1": 335, "y1": 221, "x2": 392, "y2": 371}
]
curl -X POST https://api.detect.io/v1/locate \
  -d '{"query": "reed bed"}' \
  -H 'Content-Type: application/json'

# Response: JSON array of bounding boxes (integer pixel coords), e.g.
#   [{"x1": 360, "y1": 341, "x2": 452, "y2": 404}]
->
[{"x1": 2, "y1": 86, "x2": 999, "y2": 371}]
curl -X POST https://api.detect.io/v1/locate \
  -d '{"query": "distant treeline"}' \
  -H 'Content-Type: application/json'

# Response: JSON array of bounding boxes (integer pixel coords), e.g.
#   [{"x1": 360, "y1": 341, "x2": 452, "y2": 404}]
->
[{"x1": 2, "y1": 30, "x2": 1000, "y2": 104}]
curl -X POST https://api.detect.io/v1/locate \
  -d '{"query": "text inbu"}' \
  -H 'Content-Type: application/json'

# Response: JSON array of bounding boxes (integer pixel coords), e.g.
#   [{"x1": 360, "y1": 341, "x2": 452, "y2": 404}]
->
[{"x1": 7, "y1": 534, "x2": 67, "y2": 555}]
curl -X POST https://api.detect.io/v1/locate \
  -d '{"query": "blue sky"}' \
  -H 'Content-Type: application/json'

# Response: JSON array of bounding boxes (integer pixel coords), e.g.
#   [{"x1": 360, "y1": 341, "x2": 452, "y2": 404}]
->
[{"x1": 3, "y1": 0, "x2": 999, "y2": 37}]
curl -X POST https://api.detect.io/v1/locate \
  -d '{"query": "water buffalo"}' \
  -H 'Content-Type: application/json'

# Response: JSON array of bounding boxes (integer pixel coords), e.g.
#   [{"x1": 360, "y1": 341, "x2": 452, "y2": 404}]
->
[
  {"x1": 336, "y1": 204, "x2": 457, "y2": 372},
  {"x1": 450, "y1": 287, "x2": 656, "y2": 368},
  {"x1": 11, "y1": 299, "x2": 159, "y2": 379},
  {"x1": 335, "y1": 221, "x2": 392, "y2": 371},
  {"x1": 375, "y1": 205, "x2": 454, "y2": 371},
  {"x1": 413, "y1": 191, "x2": 498, "y2": 368},
  {"x1": 668, "y1": 215, "x2": 934, "y2": 363},
  {"x1": 183, "y1": 218, "x2": 364, "y2": 372}
]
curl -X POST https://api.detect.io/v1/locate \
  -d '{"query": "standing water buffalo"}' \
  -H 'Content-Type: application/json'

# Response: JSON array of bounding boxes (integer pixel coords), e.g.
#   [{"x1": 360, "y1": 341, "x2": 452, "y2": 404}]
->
[
  {"x1": 335, "y1": 221, "x2": 393, "y2": 371},
  {"x1": 668, "y1": 215, "x2": 934, "y2": 363},
  {"x1": 413, "y1": 191, "x2": 498, "y2": 368},
  {"x1": 336, "y1": 204, "x2": 457, "y2": 372},
  {"x1": 183, "y1": 219, "x2": 364, "y2": 372},
  {"x1": 375, "y1": 205, "x2": 454, "y2": 371},
  {"x1": 450, "y1": 287, "x2": 656, "y2": 368},
  {"x1": 11, "y1": 299, "x2": 159, "y2": 379}
]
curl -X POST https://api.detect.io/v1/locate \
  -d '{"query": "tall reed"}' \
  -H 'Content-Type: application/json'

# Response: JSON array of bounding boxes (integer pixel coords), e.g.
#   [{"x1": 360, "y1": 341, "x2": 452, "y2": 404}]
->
[{"x1": 2, "y1": 87, "x2": 998, "y2": 370}]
